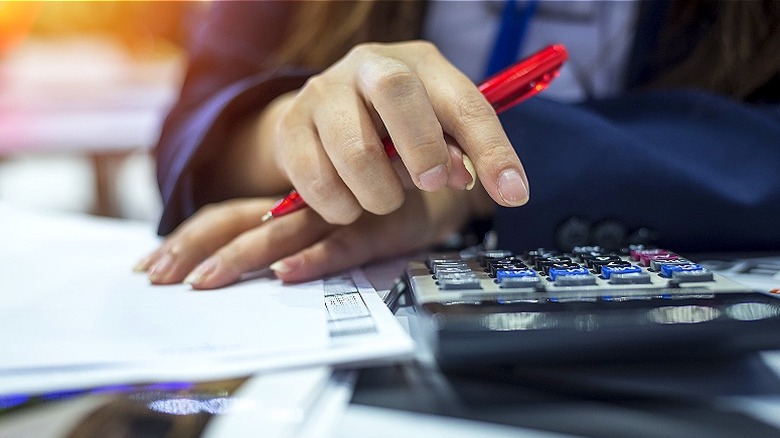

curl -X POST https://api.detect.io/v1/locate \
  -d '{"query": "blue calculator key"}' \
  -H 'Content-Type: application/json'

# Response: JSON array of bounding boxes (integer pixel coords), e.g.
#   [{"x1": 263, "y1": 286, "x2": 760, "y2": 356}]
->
[
  {"x1": 549, "y1": 266, "x2": 590, "y2": 280},
  {"x1": 663, "y1": 264, "x2": 715, "y2": 283},
  {"x1": 549, "y1": 267, "x2": 597, "y2": 286},
  {"x1": 660, "y1": 263, "x2": 705, "y2": 278},
  {"x1": 496, "y1": 268, "x2": 536, "y2": 280},
  {"x1": 496, "y1": 268, "x2": 539, "y2": 287}
]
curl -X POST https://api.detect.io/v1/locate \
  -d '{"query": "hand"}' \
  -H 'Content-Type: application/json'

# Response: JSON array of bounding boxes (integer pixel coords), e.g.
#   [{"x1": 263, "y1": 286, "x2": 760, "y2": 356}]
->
[
  {"x1": 135, "y1": 188, "x2": 491, "y2": 288},
  {"x1": 219, "y1": 41, "x2": 529, "y2": 226}
]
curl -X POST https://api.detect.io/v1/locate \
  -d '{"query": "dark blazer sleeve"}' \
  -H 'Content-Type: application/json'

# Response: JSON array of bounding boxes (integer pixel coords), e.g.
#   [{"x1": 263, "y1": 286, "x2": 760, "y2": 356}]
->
[
  {"x1": 495, "y1": 90, "x2": 780, "y2": 253},
  {"x1": 154, "y1": 1, "x2": 314, "y2": 235}
]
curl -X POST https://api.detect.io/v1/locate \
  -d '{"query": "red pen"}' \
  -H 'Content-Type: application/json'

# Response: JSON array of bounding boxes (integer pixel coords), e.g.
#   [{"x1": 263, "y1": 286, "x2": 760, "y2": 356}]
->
[{"x1": 261, "y1": 44, "x2": 568, "y2": 222}]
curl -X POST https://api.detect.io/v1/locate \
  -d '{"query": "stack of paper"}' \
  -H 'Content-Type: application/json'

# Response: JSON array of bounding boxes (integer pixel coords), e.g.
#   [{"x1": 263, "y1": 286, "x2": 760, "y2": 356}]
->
[{"x1": 0, "y1": 202, "x2": 414, "y2": 397}]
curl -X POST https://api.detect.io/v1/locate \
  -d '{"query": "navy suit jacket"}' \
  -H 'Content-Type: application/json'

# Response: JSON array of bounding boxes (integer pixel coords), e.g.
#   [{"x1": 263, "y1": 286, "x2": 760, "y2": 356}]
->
[{"x1": 155, "y1": 1, "x2": 780, "y2": 253}]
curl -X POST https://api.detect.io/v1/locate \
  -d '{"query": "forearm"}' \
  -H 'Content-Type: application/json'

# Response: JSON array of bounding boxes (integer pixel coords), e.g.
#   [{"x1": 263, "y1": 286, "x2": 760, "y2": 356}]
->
[
  {"x1": 155, "y1": 1, "x2": 312, "y2": 235},
  {"x1": 198, "y1": 91, "x2": 297, "y2": 202},
  {"x1": 156, "y1": 71, "x2": 313, "y2": 235}
]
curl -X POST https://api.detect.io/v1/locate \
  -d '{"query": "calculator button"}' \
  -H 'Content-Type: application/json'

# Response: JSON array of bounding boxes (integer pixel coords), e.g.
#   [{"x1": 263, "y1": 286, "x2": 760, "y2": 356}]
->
[
  {"x1": 586, "y1": 256, "x2": 625, "y2": 273},
  {"x1": 572, "y1": 246, "x2": 603, "y2": 257},
  {"x1": 435, "y1": 266, "x2": 473, "y2": 277},
  {"x1": 430, "y1": 260, "x2": 468, "y2": 274},
  {"x1": 660, "y1": 263, "x2": 714, "y2": 282},
  {"x1": 496, "y1": 269, "x2": 539, "y2": 287},
  {"x1": 426, "y1": 255, "x2": 461, "y2": 270},
  {"x1": 438, "y1": 272, "x2": 482, "y2": 290},
  {"x1": 488, "y1": 259, "x2": 527, "y2": 276},
  {"x1": 672, "y1": 269, "x2": 715, "y2": 283},
  {"x1": 549, "y1": 266, "x2": 590, "y2": 279},
  {"x1": 535, "y1": 256, "x2": 573, "y2": 272},
  {"x1": 608, "y1": 271, "x2": 652, "y2": 285},
  {"x1": 540, "y1": 261, "x2": 580, "y2": 276},
  {"x1": 630, "y1": 248, "x2": 665, "y2": 261},
  {"x1": 601, "y1": 264, "x2": 642, "y2": 279},
  {"x1": 608, "y1": 273, "x2": 652, "y2": 284},
  {"x1": 636, "y1": 250, "x2": 673, "y2": 266},
  {"x1": 549, "y1": 267, "x2": 597, "y2": 286},
  {"x1": 648, "y1": 255, "x2": 687, "y2": 271},
  {"x1": 554, "y1": 275, "x2": 598, "y2": 286},
  {"x1": 525, "y1": 249, "x2": 561, "y2": 263},
  {"x1": 478, "y1": 250, "x2": 514, "y2": 265}
]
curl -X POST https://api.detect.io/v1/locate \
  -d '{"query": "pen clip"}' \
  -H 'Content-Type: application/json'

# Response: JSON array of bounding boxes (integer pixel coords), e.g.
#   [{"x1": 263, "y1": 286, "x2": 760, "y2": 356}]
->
[{"x1": 479, "y1": 44, "x2": 568, "y2": 114}]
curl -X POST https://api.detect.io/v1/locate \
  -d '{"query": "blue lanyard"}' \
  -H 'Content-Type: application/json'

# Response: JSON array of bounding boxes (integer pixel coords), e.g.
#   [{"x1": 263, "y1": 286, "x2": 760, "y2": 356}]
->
[{"x1": 484, "y1": 0, "x2": 538, "y2": 78}]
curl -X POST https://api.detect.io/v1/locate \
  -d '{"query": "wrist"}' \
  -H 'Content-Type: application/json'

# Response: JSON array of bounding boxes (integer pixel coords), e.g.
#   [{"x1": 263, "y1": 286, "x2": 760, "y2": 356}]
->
[{"x1": 203, "y1": 92, "x2": 297, "y2": 201}]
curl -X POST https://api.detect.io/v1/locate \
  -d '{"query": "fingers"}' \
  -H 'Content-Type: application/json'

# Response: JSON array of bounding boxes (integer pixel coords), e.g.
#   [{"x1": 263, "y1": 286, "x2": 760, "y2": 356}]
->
[
  {"x1": 445, "y1": 137, "x2": 476, "y2": 190},
  {"x1": 271, "y1": 189, "x2": 474, "y2": 283},
  {"x1": 269, "y1": 210, "x2": 410, "y2": 284},
  {"x1": 350, "y1": 41, "x2": 527, "y2": 206},
  {"x1": 276, "y1": 41, "x2": 488, "y2": 228},
  {"x1": 140, "y1": 199, "x2": 273, "y2": 285},
  {"x1": 185, "y1": 209, "x2": 333, "y2": 289},
  {"x1": 353, "y1": 48, "x2": 451, "y2": 192},
  {"x1": 415, "y1": 53, "x2": 530, "y2": 207},
  {"x1": 311, "y1": 83, "x2": 405, "y2": 215},
  {"x1": 137, "y1": 187, "x2": 480, "y2": 288},
  {"x1": 136, "y1": 199, "x2": 337, "y2": 289},
  {"x1": 268, "y1": 229, "x2": 372, "y2": 284},
  {"x1": 276, "y1": 108, "x2": 363, "y2": 225}
]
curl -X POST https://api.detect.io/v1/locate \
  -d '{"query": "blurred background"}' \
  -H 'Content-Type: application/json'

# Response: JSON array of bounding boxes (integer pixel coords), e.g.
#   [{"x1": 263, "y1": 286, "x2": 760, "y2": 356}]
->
[{"x1": 0, "y1": 1, "x2": 202, "y2": 223}]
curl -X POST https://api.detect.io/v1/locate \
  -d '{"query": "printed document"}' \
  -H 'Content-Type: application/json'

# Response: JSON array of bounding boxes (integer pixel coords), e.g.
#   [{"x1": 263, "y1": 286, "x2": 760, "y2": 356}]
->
[{"x1": 0, "y1": 202, "x2": 413, "y2": 396}]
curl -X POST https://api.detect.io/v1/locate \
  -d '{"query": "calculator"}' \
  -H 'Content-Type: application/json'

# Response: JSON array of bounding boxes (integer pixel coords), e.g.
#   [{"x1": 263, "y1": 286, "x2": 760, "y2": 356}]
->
[{"x1": 405, "y1": 247, "x2": 780, "y2": 369}]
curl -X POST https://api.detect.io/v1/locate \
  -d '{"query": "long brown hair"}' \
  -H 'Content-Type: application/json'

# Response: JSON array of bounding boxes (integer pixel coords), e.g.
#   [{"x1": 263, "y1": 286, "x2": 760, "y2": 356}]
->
[
  {"x1": 275, "y1": 0, "x2": 778, "y2": 100},
  {"x1": 274, "y1": 0, "x2": 425, "y2": 69},
  {"x1": 650, "y1": 0, "x2": 780, "y2": 100}
]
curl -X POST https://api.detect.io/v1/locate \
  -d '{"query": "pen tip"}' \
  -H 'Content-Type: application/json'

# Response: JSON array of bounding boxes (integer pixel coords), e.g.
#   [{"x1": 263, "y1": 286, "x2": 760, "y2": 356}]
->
[{"x1": 261, "y1": 212, "x2": 273, "y2": 223}]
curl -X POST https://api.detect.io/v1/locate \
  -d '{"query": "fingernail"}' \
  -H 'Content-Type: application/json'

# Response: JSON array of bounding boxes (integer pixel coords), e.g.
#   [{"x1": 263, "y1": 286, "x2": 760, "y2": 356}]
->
[
  {"x1": 462, "y1": 154, "x2": 477, "y2": 191},
  {"x1": 497, "y1": 169, "x2": 528, "y2": 206},
  {"x1": 184, "y1": 257, "x2": 220, "y2": 285},
  {"x1": 270, "y1": 256, "x2": 302, "y2": 276},
  {"x1": 418, "y1": 164, "x2": 448, "y2": 191},
  {"x1": 148, "y1": 252, "x2": 174, "y2": 282},
  {"x1": 133, "y1": 254, "x2": 152, "y2": 272},
  {"x1": 269, "y1": 260, "x2": 291, "y2": 274}
]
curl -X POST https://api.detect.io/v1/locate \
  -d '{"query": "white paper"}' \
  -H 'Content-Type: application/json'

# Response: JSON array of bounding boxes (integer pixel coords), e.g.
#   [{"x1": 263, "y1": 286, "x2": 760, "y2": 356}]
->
[
  {"x1": 201, "y1": 367, "x2": 358, "y2": 438},
  {"x1": 0, "y1": 202, "x2": 413, "y2": 396}
]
